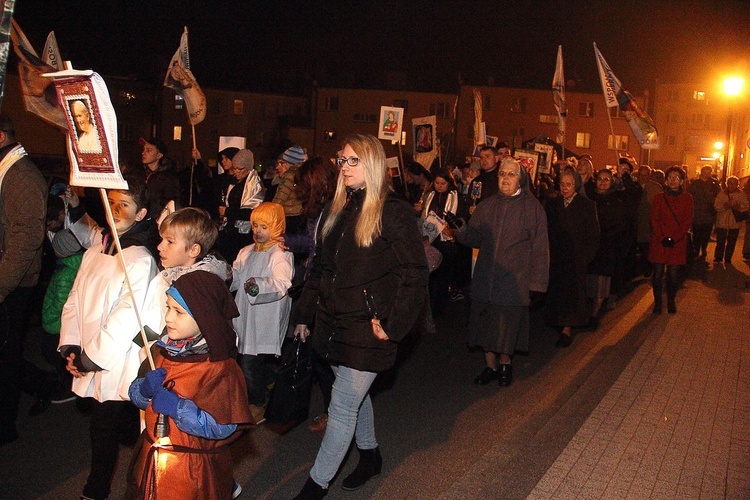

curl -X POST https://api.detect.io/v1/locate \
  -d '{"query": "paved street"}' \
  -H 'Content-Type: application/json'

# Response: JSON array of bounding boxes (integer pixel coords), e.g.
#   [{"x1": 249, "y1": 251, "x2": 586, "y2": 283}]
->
[{"x1": 1, "y1": 241, "x2": 749, "y2": 499}]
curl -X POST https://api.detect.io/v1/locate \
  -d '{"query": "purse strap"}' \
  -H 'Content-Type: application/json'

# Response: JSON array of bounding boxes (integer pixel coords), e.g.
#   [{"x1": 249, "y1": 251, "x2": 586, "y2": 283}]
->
[{"x1": 662, "y1": 193, "x2": 681, "y2": 227}]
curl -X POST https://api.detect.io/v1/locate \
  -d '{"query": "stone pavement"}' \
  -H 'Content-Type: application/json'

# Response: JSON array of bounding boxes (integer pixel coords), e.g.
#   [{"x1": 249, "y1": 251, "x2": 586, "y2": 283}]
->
[{"x1": 528, "y1": 258, "x2": 750, "y2": 499}]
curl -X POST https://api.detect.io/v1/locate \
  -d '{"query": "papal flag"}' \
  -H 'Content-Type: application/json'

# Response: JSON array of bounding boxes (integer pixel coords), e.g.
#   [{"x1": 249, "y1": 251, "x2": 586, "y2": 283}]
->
[
  {"x1": 10, "y1": 19, "x2": 66, "y2": 128},
  {"x1": 164, "y1": 26, "x2": 206, "y2": 125},
  {"x1": 594, "y1": 43, "x2": 659, "y2": 149},
  {"x1": 552, "y1": 45, "x2": 567, "y2": 145}
]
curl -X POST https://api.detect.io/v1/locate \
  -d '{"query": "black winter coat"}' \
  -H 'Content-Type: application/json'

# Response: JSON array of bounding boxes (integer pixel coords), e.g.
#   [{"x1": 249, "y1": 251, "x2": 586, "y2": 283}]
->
[{"x1": 296, "y1": 189, "x2": 429, "y2": 372}]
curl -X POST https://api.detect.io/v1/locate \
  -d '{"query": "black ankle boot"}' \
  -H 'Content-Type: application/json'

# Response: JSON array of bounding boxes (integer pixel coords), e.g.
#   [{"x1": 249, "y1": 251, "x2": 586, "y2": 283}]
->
[
  {"x1": 653, "y1": 298, "x2": 663, "y2": 315},
  {"x1": 498, "y1": 364, "x2": 513, "y2": 387},
  {"x1": 667, "y1": 296, "x2": 676, "y2": 314},
  {"x1": 292, "y1": 477, "x2": 327, "y2": 500},
  {"x1": 342, "y1": 447, "x2": 382, "y2": 490}
]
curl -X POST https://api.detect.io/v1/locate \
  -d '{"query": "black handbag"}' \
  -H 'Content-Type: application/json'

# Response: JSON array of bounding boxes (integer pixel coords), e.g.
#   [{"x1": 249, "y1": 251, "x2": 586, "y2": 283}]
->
[
  {"x1": 264, "y1": 336, "x2": 312, "y2": 426},
  {"x1": 732, "y1": 208, "x2": 750, "y2": 222}
]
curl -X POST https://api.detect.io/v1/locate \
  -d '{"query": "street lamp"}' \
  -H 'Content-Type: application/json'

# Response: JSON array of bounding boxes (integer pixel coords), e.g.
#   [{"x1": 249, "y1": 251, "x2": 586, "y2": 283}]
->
[{"x1": 722, "y1": 77, "x2": 744, "y2": 182}]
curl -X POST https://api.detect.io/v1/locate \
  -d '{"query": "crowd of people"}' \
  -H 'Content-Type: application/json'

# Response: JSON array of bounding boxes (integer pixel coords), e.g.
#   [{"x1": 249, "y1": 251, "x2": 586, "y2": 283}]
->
[{"x1": 1, "y1": 112, "x2": 749, "y2": 498}]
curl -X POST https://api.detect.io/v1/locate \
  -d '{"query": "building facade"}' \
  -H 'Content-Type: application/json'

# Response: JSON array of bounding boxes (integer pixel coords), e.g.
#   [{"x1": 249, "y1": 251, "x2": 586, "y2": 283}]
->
[{"x1": 651, "y1": 81, "x2": 749, "y2": 181}]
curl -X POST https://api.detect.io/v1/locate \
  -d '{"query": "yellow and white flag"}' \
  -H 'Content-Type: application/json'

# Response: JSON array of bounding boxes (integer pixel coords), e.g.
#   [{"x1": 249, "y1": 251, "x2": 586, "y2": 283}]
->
[
  {"x1": 552, "y1": 45, "x2": 567, "y2": 145},
  {"x1": 164, "y1": 27, "x2": 206, "y2": 125}
]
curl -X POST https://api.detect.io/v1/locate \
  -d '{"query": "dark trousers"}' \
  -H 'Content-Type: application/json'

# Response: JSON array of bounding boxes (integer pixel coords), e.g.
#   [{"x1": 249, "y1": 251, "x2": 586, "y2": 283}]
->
[
  {"x1": 652, "y1": 264, "x2": 681, "y2": 303},
  {"x1": 83, "y1": 399, "x2": 139, "y2": 500},
  {"x1": 714, "y1": 228, "x2": 740, "y2": 263},
  {"x1": 692, "y1": 223, "x2": 713, "y2": 256},
  {"x1": 0, "y1": 286, "x2": 37, "y2": 441},
  {"x1": 238, "y1": 353, "x2": 272, "y2": 406},
  {"x1": 429, "y1": 240, "x2": 458, "y2": 317}
]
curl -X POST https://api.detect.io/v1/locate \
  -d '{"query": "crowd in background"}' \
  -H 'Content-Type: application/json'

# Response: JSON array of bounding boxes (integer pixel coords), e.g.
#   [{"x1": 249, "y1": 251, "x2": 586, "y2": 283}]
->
[{"x1": 2, "y1": 117, "x2": 750, "y2": 498}]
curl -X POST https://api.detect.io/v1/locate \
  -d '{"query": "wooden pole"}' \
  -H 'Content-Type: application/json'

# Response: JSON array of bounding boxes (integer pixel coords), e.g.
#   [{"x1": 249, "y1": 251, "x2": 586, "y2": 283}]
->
[{"x1": 99, "y1": 188, "x2": 155, "y2": 370}]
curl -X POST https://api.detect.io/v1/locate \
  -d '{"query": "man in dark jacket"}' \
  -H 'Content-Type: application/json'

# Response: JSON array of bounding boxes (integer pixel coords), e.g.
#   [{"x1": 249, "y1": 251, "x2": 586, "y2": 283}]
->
[
  {"x1": 688, "y1": 165, "x2": 720, "y2": 258},
  {"x1": 0, "y1": 115, "x2": 48, "y2": 445}
]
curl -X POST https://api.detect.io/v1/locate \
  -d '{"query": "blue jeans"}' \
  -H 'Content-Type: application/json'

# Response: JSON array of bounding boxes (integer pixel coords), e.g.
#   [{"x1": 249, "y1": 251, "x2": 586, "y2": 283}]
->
[{"x1": 310, "y1": 365, "x2": 378, "y2": 488}]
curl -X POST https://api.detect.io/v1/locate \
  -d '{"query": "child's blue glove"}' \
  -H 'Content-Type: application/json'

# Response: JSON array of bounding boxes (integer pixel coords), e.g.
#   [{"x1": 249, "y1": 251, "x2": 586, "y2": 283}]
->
[
  {"x1": 140, "y1": 368, "x2": 167, "y2": 399},
  {"x1": 152, "y1": 386, "x2": 180, "y2": 418}
]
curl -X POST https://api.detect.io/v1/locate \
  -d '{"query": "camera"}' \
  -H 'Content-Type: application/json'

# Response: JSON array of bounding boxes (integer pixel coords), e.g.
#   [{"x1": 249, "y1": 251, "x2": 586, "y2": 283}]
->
[{"x1": 661, "y1": 236, "x2": 675, "y2": 248}]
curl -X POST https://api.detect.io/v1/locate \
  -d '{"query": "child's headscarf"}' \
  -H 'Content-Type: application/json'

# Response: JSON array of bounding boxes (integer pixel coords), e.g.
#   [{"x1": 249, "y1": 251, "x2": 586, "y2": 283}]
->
[
  {"x1": 168, "y1": 270, "x2": 240, "y2": 361},
  {"x1": 250, "y1": 202, "x2": 286, "y2": 252}
]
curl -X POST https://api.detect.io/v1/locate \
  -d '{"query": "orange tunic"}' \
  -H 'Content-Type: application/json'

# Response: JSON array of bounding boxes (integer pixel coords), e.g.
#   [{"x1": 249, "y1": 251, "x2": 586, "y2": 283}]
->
[{"x1": 131, "y1": 351, "x2": 252, "y2": 499}]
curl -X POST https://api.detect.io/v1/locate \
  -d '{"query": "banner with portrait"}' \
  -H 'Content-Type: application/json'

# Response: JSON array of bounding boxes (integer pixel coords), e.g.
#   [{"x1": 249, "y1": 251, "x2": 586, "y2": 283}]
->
[
  {"x1": 378, "y1": 106, "x2": 404, "y2": 141},
  {"x1": 43, "y1": 69, "x2": 126, "y2": 189},
  {"x1": 534, "y1": 143, "x2": 554, "y2": 174},
  {"x1": 514, "y1": 149, "x2": 540, "y2": 184}
]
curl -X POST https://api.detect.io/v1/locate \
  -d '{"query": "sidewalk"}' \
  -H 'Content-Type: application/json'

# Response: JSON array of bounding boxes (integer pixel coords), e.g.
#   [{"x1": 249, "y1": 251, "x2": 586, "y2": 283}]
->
[{"x1": 528, "y1": 258, "x2": 750, "y2": 499}]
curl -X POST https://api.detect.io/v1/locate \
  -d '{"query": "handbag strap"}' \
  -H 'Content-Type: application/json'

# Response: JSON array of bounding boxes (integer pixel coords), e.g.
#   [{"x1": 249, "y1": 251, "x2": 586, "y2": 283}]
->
[{"x1": 662, "y1": 193, "x2": 681, "y2": 227}]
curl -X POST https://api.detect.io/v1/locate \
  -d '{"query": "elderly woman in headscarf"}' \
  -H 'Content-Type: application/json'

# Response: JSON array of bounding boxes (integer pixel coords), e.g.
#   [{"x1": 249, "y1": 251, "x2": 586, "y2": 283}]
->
[
  {"x1": 545, "y1": 167, "x2": 600, "y2": 347},
  {"x1": 448, "y1": 157, "x2": 549, "y2": 387},
  {"x1": 586, "y1": 168, "x2": 627, "y2": 327}
]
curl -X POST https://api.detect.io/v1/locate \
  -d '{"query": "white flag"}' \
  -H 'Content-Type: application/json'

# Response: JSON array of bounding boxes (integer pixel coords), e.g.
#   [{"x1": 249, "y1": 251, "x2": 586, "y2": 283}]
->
[
  {"x1": 552, "y1": 45, "x2": 567, "y2": 144},
  {"x1": 593, "y1": 43, "x2": 620, "y2": 108}
]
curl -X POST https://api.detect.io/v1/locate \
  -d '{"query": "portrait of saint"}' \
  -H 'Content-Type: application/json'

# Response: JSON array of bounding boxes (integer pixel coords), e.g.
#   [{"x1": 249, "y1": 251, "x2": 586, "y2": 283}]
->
[{"x1": 69, "y1": 99, "x2": 101, "y2": 152}]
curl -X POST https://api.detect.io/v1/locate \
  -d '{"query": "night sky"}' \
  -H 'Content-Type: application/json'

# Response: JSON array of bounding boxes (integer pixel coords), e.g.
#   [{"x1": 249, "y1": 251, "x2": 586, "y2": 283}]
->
[{"x1": 12, "y1": 0, "x2": 750, "y2": 96}]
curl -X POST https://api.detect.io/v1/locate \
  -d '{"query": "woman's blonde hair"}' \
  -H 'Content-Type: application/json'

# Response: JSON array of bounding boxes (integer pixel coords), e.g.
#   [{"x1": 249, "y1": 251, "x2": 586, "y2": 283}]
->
[{"x1": 321, "y1": 134, "x2": 389, "y2": 247}]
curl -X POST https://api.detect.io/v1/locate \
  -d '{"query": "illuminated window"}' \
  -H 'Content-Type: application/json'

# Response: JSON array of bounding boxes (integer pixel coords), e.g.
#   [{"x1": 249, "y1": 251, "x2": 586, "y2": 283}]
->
[
  {"x1": 233, "y1": 100, "x2": 244, "y2": 115},
  {"x1": 539, "y1": 115, "x2": 559, "y2": 123},
  {"x1": 576, "y1": 132, "x2": 591, "y2": 148},
  {"x1": 579, "y1": 102, "x2": 594, "y2": 117},
  {"x1": 608, "y1": 134, "x2": 628, "y2": 150},
  {"x1": 173, "y1": 126, "x2": 182, "y2": 141},
  {"x1": 693, "y1": 91, "x2": 706, "y2": 101},
  {"x1": 323, "y1": 130, "x2": 337, "y2": 142},
  {"x1": 174, "y1": 95, "x2": 184, "y2": 110}
]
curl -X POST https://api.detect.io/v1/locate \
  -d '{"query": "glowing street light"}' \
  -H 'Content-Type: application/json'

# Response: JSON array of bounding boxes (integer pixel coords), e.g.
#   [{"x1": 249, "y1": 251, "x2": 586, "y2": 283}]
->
[
  {"x1": 724, "y1": 77, "x2": 744, "y2": 96},
  {"x1": 722, "y1": 77, "x2": 744, "y2": 181}
]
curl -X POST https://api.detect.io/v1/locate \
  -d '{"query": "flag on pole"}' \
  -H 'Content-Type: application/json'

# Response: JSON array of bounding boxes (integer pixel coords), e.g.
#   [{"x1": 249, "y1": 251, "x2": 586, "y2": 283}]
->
[
  {"x1": 164, "y1": 26, "x2": 206, "y2": 125},
  {"x1": 473, "y1": 89, "x2": 485, "y2": 148},
  {"x1": 593, "y1": 43, "x2": 659, "y2": 149},
  {"x1": 552, "y1": 45, "x2": 567, "y2": 145},
  {"x1": 10, "y1": 19, "x2": 66, "y2": 128}
]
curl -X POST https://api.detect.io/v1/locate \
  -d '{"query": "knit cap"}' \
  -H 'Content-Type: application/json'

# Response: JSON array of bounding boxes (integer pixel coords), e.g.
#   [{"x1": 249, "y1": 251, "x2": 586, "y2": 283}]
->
[
  {"x1": 281, "y1": 145, "x2": 307, "y2": 165},
  {"x1": 232, "y1": 149, "x2": 255, "y2": 170},
  {"x1": 51, "y1": 229, "x2": 82, "y2": 258}
]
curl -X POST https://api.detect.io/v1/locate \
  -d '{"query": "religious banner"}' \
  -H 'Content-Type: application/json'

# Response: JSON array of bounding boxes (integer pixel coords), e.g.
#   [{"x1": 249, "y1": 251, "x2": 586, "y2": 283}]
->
[
  {"x1": 164, "y1": 26, "x2": 206, "y2": 125},
  {"x1": 514, "y1": 149, "x2": 540, "y2": 184},
  {"x1": 378, "y1": 106, "x2": 404, "y2": 141},
  {"x1": 10, "y1": 19, "x2": 67, "y2": 128},
  {"x1": 534, "y1": 143, "x2": 554, "y2": 174},
  {"x1": 385, "y1": 156, "x2": 401, "y2": 178},
  {"x1": 412, "y1": 115, "x2": 436, "y2": 155},
  {"x1": 43, "y1": 69, "x2": 126, "y2": 189}
]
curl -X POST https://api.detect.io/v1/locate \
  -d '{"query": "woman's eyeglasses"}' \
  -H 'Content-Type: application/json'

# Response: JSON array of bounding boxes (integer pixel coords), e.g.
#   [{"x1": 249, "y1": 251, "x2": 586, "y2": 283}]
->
[
  {"x1": 498, "y1": 171, "x2": 519, "y2": 178},
  {"x1": 336, "y1": 156, "x2": 360, "y2": 168}
]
